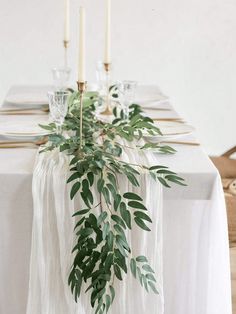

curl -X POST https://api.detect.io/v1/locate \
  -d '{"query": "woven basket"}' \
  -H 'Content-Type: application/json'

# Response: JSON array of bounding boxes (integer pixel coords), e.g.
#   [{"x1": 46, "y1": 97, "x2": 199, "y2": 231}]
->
[{"x1": 211, "y1": 147, "x2": 236, "y2": 248}]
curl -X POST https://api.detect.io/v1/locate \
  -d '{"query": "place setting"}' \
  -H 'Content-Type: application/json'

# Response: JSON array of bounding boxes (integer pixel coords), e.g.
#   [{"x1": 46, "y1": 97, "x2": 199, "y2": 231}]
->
[{"x1": 1, "y1": 87, "x2": 50, "y2": 114}]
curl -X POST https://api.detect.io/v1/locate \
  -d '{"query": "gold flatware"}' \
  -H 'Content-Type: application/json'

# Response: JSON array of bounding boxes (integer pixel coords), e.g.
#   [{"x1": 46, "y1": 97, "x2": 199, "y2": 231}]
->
[
  {"x1": 161, "y1": 141, "x2": 200, "y2": 146},
  {"x1": 0, "y1": 143, "x2": 38, "y2": 148},
  {"x1": 153, "y1": 118, "x2": 185, "y2": 123},
  {"x1": 0, "y1": 108, "x2": 49, "y2": 115},
  {"x1": 0, "y1": 138, "x2": 48, "y2": 148}
]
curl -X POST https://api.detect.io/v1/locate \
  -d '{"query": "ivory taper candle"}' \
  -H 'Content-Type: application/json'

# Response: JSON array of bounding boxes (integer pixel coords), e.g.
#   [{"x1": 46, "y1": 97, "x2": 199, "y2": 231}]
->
[
  {"x1": 104, "y1": 0, "x2": 111, "y2": 64},
  {"x1": 78, "y1": 7, "x2": 85, "y2": 82},
  {"x1": 64, "y1": 0, "x2": 70, "y2": 42}
]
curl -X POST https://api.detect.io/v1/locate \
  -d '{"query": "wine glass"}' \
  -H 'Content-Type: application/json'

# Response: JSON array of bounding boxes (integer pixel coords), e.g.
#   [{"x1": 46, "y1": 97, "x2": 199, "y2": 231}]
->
[
  {"x1": 118, "y1": 81, "x2": 138, "y2": 120},
  {"x1": 48, "y1": 91, "x2": 70, "y2": 134},
  {"x1": 96, "y1": 61, "x2": 106, "y2": 94},
  {"x1": 52, "y1": 67, "x2": 71, "y2": 91}
]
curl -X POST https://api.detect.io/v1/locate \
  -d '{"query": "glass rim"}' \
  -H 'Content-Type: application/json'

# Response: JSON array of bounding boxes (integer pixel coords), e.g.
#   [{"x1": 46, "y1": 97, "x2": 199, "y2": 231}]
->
[
  {"x1": 51, "y1": 67, "x2": 71, "y2": 72},
  {"x1": 47, "y1": 90, "x2": 71, "y2": 97}
]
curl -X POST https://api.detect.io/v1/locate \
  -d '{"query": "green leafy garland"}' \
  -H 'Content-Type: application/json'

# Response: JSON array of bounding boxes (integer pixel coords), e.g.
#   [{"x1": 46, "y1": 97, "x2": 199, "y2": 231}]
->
[{"x1": 40, "y1": 91, "x2": 185, "y2": 314}]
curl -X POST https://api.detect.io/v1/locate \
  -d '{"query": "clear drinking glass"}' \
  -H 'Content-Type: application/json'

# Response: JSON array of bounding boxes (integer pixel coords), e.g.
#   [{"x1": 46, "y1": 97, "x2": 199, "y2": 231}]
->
[
  {"x1": 48, "y1": 91, "x2": 70, "y2": 134},
  {"x1": 52, "y1": 67, "x2": 71, "y2": 91},
  {"x1": 118, "y1": 80, "x2": 138, "y2": 120},
  {"x1": 96, "y1": 61, "x2": 107, "y2": 93}
]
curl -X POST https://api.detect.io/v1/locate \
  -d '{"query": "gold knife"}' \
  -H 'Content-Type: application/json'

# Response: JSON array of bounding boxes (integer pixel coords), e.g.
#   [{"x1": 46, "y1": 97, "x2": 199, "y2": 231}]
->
[{"x1": 161, "y1": 141, "x2": 200, "y2": 146}]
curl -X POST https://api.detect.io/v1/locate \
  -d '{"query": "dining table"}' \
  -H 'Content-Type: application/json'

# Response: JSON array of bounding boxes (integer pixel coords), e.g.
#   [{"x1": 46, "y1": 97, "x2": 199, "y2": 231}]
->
[{"x1": 0, "y1": 85, "x2": 232, "y2": 314}]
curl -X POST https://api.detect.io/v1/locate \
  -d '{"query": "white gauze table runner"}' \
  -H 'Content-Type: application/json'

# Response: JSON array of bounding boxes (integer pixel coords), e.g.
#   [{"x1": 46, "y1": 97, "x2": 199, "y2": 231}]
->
[{"x1": 26, "y1": 144, "x2": 163, "y2": 314}]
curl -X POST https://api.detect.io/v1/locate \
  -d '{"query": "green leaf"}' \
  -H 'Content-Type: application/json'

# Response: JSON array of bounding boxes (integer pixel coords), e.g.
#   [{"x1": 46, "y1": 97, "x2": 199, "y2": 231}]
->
[
  {"x1": 74, "y1": 217, "x2": 85, "y2": 230},
  {"x1": 142, "y1": 274, "x2": 149, "y2": 292},
  {"x1": 107, "y1": 172, "x2": 117, "y2": 188},
  {"x1": 88, "y1": 214, "x2": 97, "y2": 227},
  {"x1": 76, "y1": 227, "x2": 93, "y2": 237},
  {"x1": 156, "y1": 169, "x2": 176, "y2": 175},
  {"x1": 107, "y1": 231, "x2": 114, "y2": 250},
  {"x1": 134, "y1": 211, "x2": 152, "y2": 223},
  {"x1": 87, "y1": 172, "x2": 94, "y2": 186},
  {"x1": 70, "y1": 156, "x2": 78, "y2": 166},
  {"x1": 102, "y1": 187, "x2": 111, "y2": 205},
  {"x1": 123, "y1": 192, "x2": 143, "y2": 201},
  {"x1": 82, "y1": 179, "x2": 89, "y2": 192},
  {"x1": 148, "y1": 281, "x2": 159, "y2": 294},
  {"x1": 72, "y1": 209, "x2": 90, "y2": 217},
  {"x1": 116, "y1": 235, "x2": 130, "y2": 252},
  {"x1": 67, "y1": 172, "x2": 80, "y2": 183},
  {"x1": 114, "y1": 224, "x2": 125, "y2": 237},
  {"x1": 80, "y1": 191, "x2": 91, "y2": 208},
  {"x1": 94, "y1": 159, "x2": 105, "y2": 169},
  {"x1": 97, "y1": 212, "x2": 108, "y2": 226},
  {"x1": 107, "y1": 183, "x2": 117, "y2": 199},
  {"x1": 113, "y1": 106, "x2": 117, "y2": 117},
  {"x1": 137, "y1": 267, "x2": 143, "y2": 286},
  {"x1": 157, "y1": 177, "x2": 171, "y2": 188},
  {"x1": 128, "y1": 201, "x2": 147, "y2": 211},
  {"x1": 95, "y1": 298, "x2": 104, "y2": 314},
  {"x1": 114, "y1": 264, "x2": 122, "y2": 280},
  {"x1": 149, "y1": 165, "x2": 168, "y2": 171},
  {"x1": 142, "y1": 264, "x2": 155, "y2": 273},
  {"x1": 115, "y1": 252, "x2": 127, "y2": 273},
  {"x1": 97, "y1": 178, "x2": 105, "y2": 193},
  {"x1": 146, "y1": 273, "x2": 156, "y2": 282},
  {"x1": 165, "y1": 175, "x2": 187, "y2": 186},
  {"x1": 87, "y1": 189, "x2": 94, "y2": 205},
  {"x1": 70, "y1": 182, "x2": 81, "y2": 200},
  {"x1": 126, "y1": 173, "x2": 140, "y2": 187},
  {"x1": 38, "y1": 123, "x2": 54, "y2": 131},
  {"x1": 136, "y1": 255, "x2": 148, "y2": 263},
  {"x1": 130, "y1": 258, "x2": 137, "y2": 278},
  {"x1": 114, "y1": 194, "x2": 122, "y2": 211},
  {"x1": 104, "y1": 253, "x2": 114, "y2": 271},
  {"x1": 111, "y1": 215, "x2": 126, "y2": 229},
  {"x1": 109, "y1": 286, "x2": 115, "y2": 302},
  {"x1": 115, "y1": 238, "x2": 128, "y2": 257},
  {"x1": 105, "y1": 294, "x2": 111, "y2": 312},
  {"x1": 134, "y1": 217, "x2": 151, "y2": 231},
  {"x1": 120, "y1": 203, "x2": 131, "y2": 229},
  {"x1": 102, "y1": 222, "x2": 110, "y2": 240}
]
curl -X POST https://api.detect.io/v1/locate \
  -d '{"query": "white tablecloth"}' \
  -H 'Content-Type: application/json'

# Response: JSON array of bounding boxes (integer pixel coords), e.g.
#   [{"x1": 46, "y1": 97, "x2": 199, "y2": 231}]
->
[{"x1": 0, "y1": 86, "x2": 232, "y2": 314}]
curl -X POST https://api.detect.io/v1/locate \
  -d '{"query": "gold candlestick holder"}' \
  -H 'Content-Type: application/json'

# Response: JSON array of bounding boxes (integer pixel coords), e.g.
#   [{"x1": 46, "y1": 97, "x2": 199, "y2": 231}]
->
[
  {"x1": 77, "y1": 81, "x2": 87, "y2": 150},
  {"x1": 101, "y1": 62, "x2": 113, "y2": 115},
  {"x1": 63, "y1": 40, "x2": 69, "y2": 68}
]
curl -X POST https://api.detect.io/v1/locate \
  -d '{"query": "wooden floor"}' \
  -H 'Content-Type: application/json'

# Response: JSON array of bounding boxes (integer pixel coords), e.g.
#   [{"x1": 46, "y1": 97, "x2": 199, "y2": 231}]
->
[{"x1": 231, "y1": 247, "x2": 236, "y2": 313}]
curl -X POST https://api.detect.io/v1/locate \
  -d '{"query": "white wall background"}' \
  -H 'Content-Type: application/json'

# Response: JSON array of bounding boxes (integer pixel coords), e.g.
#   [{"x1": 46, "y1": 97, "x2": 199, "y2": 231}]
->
[{"x1": 0, "y1": 0, "x2": 236, "y2": 155}]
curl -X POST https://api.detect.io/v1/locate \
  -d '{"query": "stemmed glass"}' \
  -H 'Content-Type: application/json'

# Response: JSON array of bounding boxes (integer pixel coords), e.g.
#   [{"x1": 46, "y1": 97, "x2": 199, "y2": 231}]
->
[
  {"x1": 118, "y1": 81, "x2": 137, "y2": 120},
  {"x1": 48, "y1": 91, "x2": 70, "y2": 134},
  {"x1": 96, "y1": 61, "x2": 114, "y2": 114},
  {"x1": 96, "y1": 61, "x2": 107, "y2": 94},
  {"x1": 52, "y1": 67, "x2": 71, "y2": 91}
]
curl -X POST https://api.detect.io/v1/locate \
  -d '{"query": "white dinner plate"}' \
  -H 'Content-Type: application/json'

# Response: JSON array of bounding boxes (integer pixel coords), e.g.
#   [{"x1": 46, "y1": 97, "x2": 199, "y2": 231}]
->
[
  {"x1": 143, "y1": 121, "x2": 195, "y2": 142},
  {"x1": 5, "y1": 93, "x2": 48, "y2": 107},
  {"x1": 134, "y1": 85, "x2": 169, "y2": 104},
  {"x1": 0, "y1": 119, "x2": 50, "y2": 141}
]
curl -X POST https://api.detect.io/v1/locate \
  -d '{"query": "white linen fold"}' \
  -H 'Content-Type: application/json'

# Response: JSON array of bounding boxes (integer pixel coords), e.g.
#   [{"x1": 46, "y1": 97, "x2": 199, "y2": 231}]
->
[{"x1": 27, "y1": 146, "x2": 164, "y2": 314}]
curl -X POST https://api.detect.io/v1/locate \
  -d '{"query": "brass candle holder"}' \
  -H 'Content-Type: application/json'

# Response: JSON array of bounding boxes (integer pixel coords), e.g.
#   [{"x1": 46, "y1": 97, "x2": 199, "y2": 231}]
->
[
  {"x1": 63, "y1": 40, "x2": 69, "y2": 68},
  {"x1": 101, "y1": 62, "x2": 113, "y2": 115},
  {"x1": 77, "y1": 81, "x2": 87, "y2": 150}
]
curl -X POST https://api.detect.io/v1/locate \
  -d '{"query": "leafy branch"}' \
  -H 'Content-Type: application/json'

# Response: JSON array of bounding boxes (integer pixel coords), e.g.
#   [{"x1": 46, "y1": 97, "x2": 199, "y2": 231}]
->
[{"x1": 40, "y1": 90, "x2": 186, "y2": 313}]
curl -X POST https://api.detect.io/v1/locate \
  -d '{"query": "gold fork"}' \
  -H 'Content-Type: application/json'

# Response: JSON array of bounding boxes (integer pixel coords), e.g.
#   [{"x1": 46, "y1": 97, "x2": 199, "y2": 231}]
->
[{"x1": 0, "y1": 137, "x2": 48, "y2": 148}]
